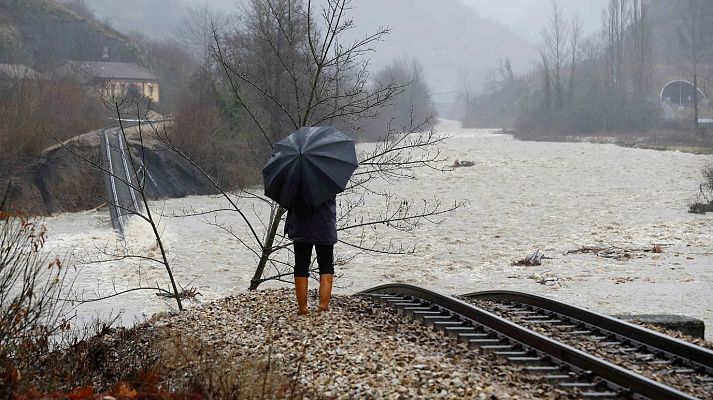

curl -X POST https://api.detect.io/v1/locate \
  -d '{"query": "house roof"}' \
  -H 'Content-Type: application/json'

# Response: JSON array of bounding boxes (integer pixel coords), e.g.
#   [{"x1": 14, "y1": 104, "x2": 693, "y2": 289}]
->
[
  {"x1": 66, "y1": 61, "x2": 160, "y2": 81},
  {"x1": 0, "y1": 64, "x2": 39, "y2": 79}
]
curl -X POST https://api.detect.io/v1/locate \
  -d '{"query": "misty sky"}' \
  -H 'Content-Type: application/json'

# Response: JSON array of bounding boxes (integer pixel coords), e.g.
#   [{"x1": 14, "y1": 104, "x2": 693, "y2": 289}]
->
[
  {"x1": 94, "y1": 0, "x2": 610, "y2": 38},
  {"x1": 462, "y1": 0, "x2": 609, "y2": 38},
  {"x1": 151, "y1": 0, "x2": 610, "y2": 37},
  {"x1": 84, "y1": 0, "x2": 612, "y2": 100}
]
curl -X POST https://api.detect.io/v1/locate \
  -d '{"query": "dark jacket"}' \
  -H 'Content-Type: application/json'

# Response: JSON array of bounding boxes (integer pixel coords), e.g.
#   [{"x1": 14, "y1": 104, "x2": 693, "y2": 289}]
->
[{"x1": 285, "y1": 197, "x2": 337, "y2": 245}]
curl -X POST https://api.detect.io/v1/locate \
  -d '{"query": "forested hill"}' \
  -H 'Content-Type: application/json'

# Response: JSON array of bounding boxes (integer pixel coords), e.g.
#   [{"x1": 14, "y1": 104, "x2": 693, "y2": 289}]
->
[{"x1": 0, "y1": 0, "x2": 142, "y2": 70}]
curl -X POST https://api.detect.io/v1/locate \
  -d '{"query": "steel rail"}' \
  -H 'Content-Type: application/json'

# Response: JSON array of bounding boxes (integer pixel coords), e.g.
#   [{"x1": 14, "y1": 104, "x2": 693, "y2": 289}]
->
[
  {"x1": 116, "y1": 128, "x2": 140, "y2": 213},
  {"x1": 360, "y1": 283, "x2": 699, "y2": 400},
  {"x1": 463, "y1": 290, "x2": 713, "y2": 374},
  {"x1": 99, "y1": 121, "x2": 147, "y2": 234},
  {"x1": 101, "y1": 128, "x2": 124, "y2": 234},
  {"x1": 113, "y1": 120, "x2": 157, "y2": 191},
  {"x1": 116, "y1": 120, "x2": 160, "y2": 191}
]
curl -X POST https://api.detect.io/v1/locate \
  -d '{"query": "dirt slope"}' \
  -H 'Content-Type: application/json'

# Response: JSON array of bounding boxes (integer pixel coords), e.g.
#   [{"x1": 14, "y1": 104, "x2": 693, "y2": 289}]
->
[{"x1": 2, "y1": 129, "x2": 216, "y2": 215}]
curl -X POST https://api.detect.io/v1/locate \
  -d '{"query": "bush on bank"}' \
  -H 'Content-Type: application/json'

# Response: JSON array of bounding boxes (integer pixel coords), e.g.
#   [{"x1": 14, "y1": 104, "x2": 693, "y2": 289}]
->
[{"x1": 0, "y1": 209, "x2": 301, "y2": 399}]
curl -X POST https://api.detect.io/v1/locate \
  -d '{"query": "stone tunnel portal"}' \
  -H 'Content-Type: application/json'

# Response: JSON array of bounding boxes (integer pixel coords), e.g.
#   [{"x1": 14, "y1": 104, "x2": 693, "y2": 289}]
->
[{"x1": 660, "y1": 80, "x2": 709, "y2": 106}]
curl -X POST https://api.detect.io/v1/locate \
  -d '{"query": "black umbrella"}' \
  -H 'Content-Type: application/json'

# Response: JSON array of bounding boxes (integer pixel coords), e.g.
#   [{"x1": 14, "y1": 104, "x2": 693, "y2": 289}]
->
[{"x1": 262, "y1": 126, "x2": 358, "y2": 209}]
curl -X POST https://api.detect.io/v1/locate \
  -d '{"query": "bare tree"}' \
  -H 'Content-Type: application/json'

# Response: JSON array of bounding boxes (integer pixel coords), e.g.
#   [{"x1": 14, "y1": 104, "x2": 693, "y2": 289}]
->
[
  {"x1": 60, "y1": 0, "x2": 94, "y2": 20},
  {"x1": 628, "y1": 0, "x2": 653, "y2": 128},
  {"x1": 178, "y1": 6, "x2": 226, "y2": 61},
  {"x1": 538, "y1": 52, "x2": 554, "y2": 126},
  {"x1": 47, "y1": 96, "x2": 188, "y2": 310},
  {"x1": 0, "y1": 74, "x2": 105, "y2": 171},
  {"x1": 0, "y1": 211, "x2": 72, "y2": 364},
  {"x1": 678, "y1": 0, "x2": 712, "y2": 133},
  {"x1": 567, "y1": 13, "x2": 582, "y2": 105},
  {"x1": 156, "y1": 0, "x2": 460, "y2": 290},
  {"x1": 366, "y1": 58, "x2": 437, "y2": 139},
  {"x1": 458, "y1": 69, "x2": 474, "y2": 121},
  {"x1": 603, "y1": 0, "x2": 629, "y2": 88},
  {"x1": 462, "y1": 57, "x2": 528, "y2": 129},
  {"x1": 541, "y1": 0, "x2": 569, "y2": 112}
]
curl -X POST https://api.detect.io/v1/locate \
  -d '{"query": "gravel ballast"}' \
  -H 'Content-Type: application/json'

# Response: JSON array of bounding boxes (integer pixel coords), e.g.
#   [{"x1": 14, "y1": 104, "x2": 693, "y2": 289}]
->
[
  {"x1": 150, "y1": 289, "x2": 575, "y2": 399},
  {"x1": 461, "y1": 298, "x2": 713, "y2": 399}
]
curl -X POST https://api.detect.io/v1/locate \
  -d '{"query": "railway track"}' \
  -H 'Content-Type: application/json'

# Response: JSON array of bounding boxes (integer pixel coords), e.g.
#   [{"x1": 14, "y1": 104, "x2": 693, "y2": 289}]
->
[
  {"x1": 360, "y1": 284, "x2": 710, "y2": 399},
  {"x1": 99, "y1": 125, "x2": 142, "y2": 235},
  {"x1": 461, "y1": 291, "x2": 713, "y2": 399},
  {"x1": 99, "y1": 119, "x2": 169, "y2": 235}
]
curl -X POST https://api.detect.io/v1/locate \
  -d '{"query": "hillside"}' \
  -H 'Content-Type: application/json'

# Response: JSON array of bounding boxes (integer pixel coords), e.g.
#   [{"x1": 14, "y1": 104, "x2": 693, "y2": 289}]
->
[
  {"x1": 73, "y1": 0, "x2": 193, "y2": 40},
  {"x1": 80, "y1": 0, "x2": 536, "y2": 98},
  {"x1": 0, "y1": 0, "x2": 142, "y2": 69}
]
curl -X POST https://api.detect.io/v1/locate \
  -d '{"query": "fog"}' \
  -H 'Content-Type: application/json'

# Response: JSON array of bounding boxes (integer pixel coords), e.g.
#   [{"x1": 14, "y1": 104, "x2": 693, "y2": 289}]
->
[
  {"x1": 463, "y1": 0, "x2": 609, "y2": 39},
  {"x1": 4, "y1": 0, "x2": 713, "y2": 392},
  {"x1": 82, "y1": 0, "x2": 607, "y2": 102},
  {"x1": 86, "y1": 0, "x2": 609, "y2": 41}
]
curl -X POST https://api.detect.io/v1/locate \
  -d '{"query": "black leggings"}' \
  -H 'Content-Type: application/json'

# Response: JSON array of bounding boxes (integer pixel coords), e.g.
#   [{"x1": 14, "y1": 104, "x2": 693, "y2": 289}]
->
[{"x1": 293, "y1": 241, "x2": 334, "y2": 277}]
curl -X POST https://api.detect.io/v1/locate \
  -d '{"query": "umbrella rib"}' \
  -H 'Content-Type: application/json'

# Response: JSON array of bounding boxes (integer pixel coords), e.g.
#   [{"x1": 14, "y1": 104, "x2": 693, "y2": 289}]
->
[
  {"x1": 302, "y1": 137, "x2": 353, "y2": 153},
  {"x1": 264, "y1": 126, "x2": 357, "y2": 209},
  {"x1": 305, "y1": 152, "x2": 358, "y2": 166},
  {"x1": 308, "y1": 159, "x2": 352, "y2": 187}
]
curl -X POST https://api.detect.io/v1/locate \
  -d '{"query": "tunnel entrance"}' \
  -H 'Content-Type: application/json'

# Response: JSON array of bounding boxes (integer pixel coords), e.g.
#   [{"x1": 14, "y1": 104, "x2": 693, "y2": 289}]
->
[{"x1": 660, "y1": 80, "x2": 709, "y2": 106}]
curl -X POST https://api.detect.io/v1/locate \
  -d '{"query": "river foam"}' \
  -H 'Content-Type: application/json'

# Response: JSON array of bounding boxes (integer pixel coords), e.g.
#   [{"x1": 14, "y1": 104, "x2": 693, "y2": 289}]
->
[{"x1": 42, "y1": 120, "x2": 713, "y2": 339}]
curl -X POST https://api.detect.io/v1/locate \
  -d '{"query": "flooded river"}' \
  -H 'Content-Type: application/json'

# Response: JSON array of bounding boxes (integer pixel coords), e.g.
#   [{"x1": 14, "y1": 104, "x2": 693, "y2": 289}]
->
[{"x1": 44, "y1": 120, "x2": 713, "y2": 339}]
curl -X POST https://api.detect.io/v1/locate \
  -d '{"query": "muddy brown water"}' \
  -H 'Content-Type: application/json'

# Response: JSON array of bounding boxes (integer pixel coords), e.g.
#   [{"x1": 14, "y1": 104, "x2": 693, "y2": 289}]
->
[{"x1": 43, "y1": 120, "x2": 713, "y2": 340}]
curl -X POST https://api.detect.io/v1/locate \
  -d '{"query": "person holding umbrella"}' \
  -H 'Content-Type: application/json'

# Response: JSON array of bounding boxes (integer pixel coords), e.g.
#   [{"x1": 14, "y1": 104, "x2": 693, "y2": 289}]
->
[
  {"x1": 262, "y1": 126, "x2": 358, "y2": 315},
  {"x1": 285, "y1": 196, "x2": 337, "y2": 314}
]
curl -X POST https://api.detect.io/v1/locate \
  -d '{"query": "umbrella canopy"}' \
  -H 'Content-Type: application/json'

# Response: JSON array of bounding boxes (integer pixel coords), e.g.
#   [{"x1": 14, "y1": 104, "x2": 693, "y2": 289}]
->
[{"x1": 262, "y1": 126, "x2": 358, "y2": 209}]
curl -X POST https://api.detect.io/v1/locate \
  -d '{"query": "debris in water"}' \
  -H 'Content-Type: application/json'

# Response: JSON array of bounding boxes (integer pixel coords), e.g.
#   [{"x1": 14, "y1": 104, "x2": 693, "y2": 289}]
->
[
  {"x1": 527, "y1": 270, "x2": 563, "y2": 286},
  {"x1": 452, "y1": 159, "x2": 475, "y2": 168},
  {"x1": 513, "y1": 250, "x2": 544, "y2": 266},
  {"x1": 566, "y1": 245, "x2": 666, "y2": 261}
]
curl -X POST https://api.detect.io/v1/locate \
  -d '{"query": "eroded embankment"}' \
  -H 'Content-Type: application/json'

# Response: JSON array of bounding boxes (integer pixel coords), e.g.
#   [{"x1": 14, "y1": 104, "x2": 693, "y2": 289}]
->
[{"x1": 1, "y1": 129, "x2": 215, "y2": 215}]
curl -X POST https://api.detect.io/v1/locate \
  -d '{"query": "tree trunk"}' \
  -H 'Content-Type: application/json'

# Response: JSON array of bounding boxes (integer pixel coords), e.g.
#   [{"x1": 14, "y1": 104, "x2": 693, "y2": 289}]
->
[
  {"x1": 249, "y1": 207, "x2": 286, "y2": 290},
  {"x1": 694, "y1": 62, "x2": 700, "y2": 134}
]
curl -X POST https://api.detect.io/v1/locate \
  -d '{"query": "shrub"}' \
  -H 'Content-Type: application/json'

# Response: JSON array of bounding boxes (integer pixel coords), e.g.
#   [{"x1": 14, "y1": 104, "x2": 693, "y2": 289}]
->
[
  {"x1": 0, "y1": 76, "x2": 105, "y2": 179},
  {"x1": 0, "y1": 211, "x2": 71, "y2": 397},
  {"x1": 689, "y1": 164, "x2": 713, "y2": 214}
]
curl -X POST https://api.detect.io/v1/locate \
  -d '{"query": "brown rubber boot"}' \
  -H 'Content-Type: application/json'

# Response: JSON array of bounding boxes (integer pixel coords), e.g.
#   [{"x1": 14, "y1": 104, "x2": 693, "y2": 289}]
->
[
  {"x1": 294, "y1": 276, "x2": 309, "y2": 315},
  {"x1": 318, "y1": 274, "x2": 334, "y2": 311}
]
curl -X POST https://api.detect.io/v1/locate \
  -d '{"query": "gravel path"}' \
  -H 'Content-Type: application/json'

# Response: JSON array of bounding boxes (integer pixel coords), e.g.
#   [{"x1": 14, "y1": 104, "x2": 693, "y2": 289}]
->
[
  {"x1": 461, "y1": 298, "x2": 713, "y2": 399},
  {"x1": 151, "y1": 289, "x2": 576, "y2": 399}
]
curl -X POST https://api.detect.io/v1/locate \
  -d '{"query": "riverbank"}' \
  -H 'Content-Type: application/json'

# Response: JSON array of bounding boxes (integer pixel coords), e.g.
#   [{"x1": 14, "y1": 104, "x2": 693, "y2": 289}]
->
[
  {"x1": 499, "y1": 128, "x2": 713, "y2": 155},
  {"x1": 12, "y1": 289, "x2": 572, "y2": 399}
]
